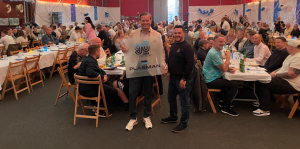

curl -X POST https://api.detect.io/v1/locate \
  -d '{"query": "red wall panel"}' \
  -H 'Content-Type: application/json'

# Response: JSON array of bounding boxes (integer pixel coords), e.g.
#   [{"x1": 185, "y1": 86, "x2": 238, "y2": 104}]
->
[
  {"x1": 189, "y1": 0, "x2": 237, "y2": 6},
  {"x1": 0, "y1": 1, "x2": 25, "y2": 31},
  {"x1": 39, "y1": 0, "x2": 102, "y2": 6}
]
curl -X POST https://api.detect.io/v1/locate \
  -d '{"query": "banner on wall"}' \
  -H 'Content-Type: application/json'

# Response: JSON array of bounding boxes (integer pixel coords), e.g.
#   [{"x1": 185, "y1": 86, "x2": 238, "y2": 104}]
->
[
  {"x1": 71, "y1": 4, "x2": 76, "y2": 22},
  {"x1": 124, "y1": 36, "x2": 165, "y2": 78},
  {"x1": 94, "y1": 6, "x2": 98, "y2": 20}
]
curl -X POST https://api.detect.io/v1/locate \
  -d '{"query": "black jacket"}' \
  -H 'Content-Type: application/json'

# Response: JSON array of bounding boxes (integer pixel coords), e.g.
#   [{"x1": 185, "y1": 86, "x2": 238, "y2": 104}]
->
[
  {"x1": 218, "y1": 29, "x2": 227, "y2": 36},
  {"x1": 264, "y1": 48, "x2": 289, "y2": 73},
  {"x1": 291, "y1": 29, "x2": 300, "y2": 38},
  {"x1": 274, "y1": 21, "x2": 284, "y2": 33},
  {"x1": 190, "y1": 63, "x2": 208, "y2": 111},
  {"x1": 98, "y1": 30, "x2": 111, "y2": 49}
]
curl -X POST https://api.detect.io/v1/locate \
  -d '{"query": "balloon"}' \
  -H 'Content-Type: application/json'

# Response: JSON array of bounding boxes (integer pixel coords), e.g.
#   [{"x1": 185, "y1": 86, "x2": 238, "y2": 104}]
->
[
  {"x1": 277, "y1": 7, "x2": 282, "y2": 11},
  {"x1": 187, "y1": 12, "x2": 189, "y2": 15},
  {"x1": 210, "y1": 9, "x2": 214, "y2": 13},
  {"x1": 246, "y1": 9, "x2": 251, "y2": 12},
  {"x1": 105, "y1": 12, "x2": 109, "y2": 17},
  {"x1": 261, "y1": 7, "x2": 265, "y2": 11}
]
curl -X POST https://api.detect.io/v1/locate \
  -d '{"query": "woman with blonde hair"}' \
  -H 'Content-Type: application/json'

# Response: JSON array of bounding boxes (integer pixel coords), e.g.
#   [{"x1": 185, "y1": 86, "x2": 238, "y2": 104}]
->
[
  {"x1": 225, "y1": 28, "x2": 236, "y2": 44},
  {"x1": 124, "y1": 29, "x2": 132, "y2": 38},
  {"x1": 15, "y1": 30, "x2": 28, "y2": 49},
  {"x1": 112, "y1": 30, "x2": 127, "y2": 53}
]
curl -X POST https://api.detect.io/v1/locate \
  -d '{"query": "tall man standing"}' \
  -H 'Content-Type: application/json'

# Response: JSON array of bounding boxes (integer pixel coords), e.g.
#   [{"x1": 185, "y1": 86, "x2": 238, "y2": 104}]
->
[
  {"x1": 122, "y1": 12, "x2": 167, "y2": 131},
  {"x1": 161, "y1": 25, "x2": 194, "y2": 133}
]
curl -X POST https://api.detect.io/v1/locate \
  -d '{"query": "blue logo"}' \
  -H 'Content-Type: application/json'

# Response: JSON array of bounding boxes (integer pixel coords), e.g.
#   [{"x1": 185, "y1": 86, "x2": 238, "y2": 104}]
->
[{"x1": 134, "y1": 41, "x2": 150, "y2": 55}]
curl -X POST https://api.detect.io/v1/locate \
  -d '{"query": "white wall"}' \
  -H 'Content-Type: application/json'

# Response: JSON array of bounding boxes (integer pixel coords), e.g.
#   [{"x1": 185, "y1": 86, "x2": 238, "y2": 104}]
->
[{"x1": 35, "y1": 0, "x2": 120, "y2": 27}]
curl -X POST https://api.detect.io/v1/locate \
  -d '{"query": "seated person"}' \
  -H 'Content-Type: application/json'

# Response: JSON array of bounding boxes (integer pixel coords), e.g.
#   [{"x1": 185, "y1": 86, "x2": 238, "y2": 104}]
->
[
  {"x1": 188, "y1": 26, "x2": 194, "y2": 38},
  {"x1": 202, "y1": 35, "x2": 239, "y2": 116},
  {"x1": 264, "y1": 37, "x2": 289, "y2": 73},
  {"x1": 52, "y1": 26, "x2": 61, "y2": 39},
  {"x1": 290, "y1": 24, "x2": 300, "y2": 38},
  {"x1": 68, "y1": 43, "x2": 89, "y2": 84},
  {"x1": 96, "y1": 25, "x2": 111, "y2": 50},
  {"x1": 42, "y1": 28, "x2": 59, "y2": 45},
  {"x1": 253, "y1": 40, "x2": 300, "y2": 116},
  {"x1": 247, "y1": 34, "x2": 271, "y2": 66},
  {"x1": 0, "y1": 30, "x2": 15, "y2": 53},
  {"x1": 196, "y1": 39, "x2": 209, "y2": 63},
  {"x1": 284, "y1": 23, "x2": 293, "y2": 36},
  {"x1": 238, "y1": 30, "x2": 256, "y2": 58},
  {"x1": 166, "y1": 25, "x2": 174, "y2": 37},
  {"x1": 113, "y1": 72, "x2": 129, "y2": 109},
  {"x1": 259, "y1": 24, "x2": 270, "y2": 44},
  {"x1": 194, "y1": 32, "x2": 205, "y2": 51},
  {"x1": 231, "y1": 29, "x2": 247, "y2": 51},
  {"x1": 69, "y1": 27, "x2": 82, "y2": 42},
  {"x1": 113, "y1": 30, "x2": 127, "y2": 53},
  {"x1": 225, "y1": 28, "x2": 236, "y2": 44},
  {"x1": 78, "y1": 45, "x2": 118, "y2": 116},
  {"x1": 216, "y1": 27, "x2": 227, "y2": 36},
  {"x1": 92, "y1": 37, "x2": 107, "y2": 64},
  {"x1": 207, "y1": 37, "x2": 214, "y2": 50},
  {"x1": 15, "y1": 30, "x2": 29, "y2": 49}
]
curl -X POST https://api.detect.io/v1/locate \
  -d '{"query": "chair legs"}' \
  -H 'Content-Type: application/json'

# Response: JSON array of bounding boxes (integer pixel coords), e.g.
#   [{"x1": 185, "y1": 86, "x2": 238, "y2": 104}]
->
[
  {"x1": 288, "y1": 100, "x2": 299, "y2": 118},
  {"x1": 1, "y1": 79, "x2": 8, "y2": 99},
  {"x1": 207, "y1": 92, "x2": 217, "y2": 114},
  {"x1": 50, "y1": 64, "x2": 56, "y2": 78},
  {"x1": 55, "y1": 81, "x2": 63, "y2": 105}
]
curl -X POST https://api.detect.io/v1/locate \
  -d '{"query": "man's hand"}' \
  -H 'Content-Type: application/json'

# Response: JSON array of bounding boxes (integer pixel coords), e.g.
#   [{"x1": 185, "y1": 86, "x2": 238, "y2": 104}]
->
[
  {"x1": 229, "y1": 67, "x2": 236, "y2": 74},
  {"x1": 167, "y1": 73, "x2": 170, "y2": 82},
  {"x1": 162, "y1": 67, "x2": 167, "y2": 75},
  {"x1": 121, "y1": 46, "x2": 127, "y2": 53},
  {"x1": 179, "y1": 80, "x2": 186, "y2": 89},
  {"x1": 225, "y1": 51, "x2": 231, "y2": 59},
  {"x1": 103, "y1": 75, "x2": 108, "y2": 83},
  {"x1": 48, "y1": 41, "x2": 53, "y2": 44},
  {"x1": 270, "y1": 71, "x2": 276, "y2": 77}
]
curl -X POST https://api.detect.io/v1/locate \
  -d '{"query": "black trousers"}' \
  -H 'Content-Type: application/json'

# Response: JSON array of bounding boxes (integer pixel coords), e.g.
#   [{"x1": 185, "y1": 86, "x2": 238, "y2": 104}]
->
[
  {"x1": 206, "y1": 78, "x2": 239, "y2": 108},
  {"x1": 79, "y1": 84, "x2": 118, "y2": 107},
  {"x1": 256, "y1": 77, "x2": 298, "y2": 111},
  {"x1": 129, "y1": 76, "x2": 154, "y2": 119}
]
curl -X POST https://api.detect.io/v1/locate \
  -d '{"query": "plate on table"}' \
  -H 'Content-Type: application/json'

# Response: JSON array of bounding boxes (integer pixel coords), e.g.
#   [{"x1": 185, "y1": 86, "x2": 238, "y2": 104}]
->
[{"x1": 104, "y1": 67, "x2": 117, "y2": 70}]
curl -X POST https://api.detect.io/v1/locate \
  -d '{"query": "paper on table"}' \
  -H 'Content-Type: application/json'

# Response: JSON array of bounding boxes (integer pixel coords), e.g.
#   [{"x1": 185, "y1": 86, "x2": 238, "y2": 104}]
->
[
  {"x1": 247, "y1": 66, "x2": 266, "y2": 71},
  {"x1": 117, "y1": 67, "x2": 126, "y2": 70}
]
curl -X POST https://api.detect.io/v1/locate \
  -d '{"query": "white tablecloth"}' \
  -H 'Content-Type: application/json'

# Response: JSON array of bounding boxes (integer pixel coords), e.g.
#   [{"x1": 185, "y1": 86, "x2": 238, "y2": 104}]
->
[
  {"x1": 223, "y1": 70, "x2": 271, "y2": 83},
  {"x1": 104, "y1": 67, "x2": 125, "y2": 75},
  {"x1": 0, "y1": 45, "x2": 73, "y2": 90}
]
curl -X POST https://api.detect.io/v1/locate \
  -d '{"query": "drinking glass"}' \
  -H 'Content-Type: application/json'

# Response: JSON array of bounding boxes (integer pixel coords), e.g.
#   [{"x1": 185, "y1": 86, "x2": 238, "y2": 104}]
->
[{"x1": 3, "y1": 55, "x2": 7, "y2": 60}]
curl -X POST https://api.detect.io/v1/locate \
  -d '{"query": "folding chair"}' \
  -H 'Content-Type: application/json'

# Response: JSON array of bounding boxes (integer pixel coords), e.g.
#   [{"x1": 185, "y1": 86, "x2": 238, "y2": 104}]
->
[
  {"x1": 268, "y1": 37, "x2": 275, "y2": 52},
  {"x1": 74, "y1": 74, "x2": 109, "y2": 128},
  {"x1": 136, "y1": 76, "x2": 161, "y2": 115},
  {"x1": 21, "y1": 41, "x2": 31, "y2": 50},
  {"x1": 101, "y1": 39, "x2": 104, "y2": 47},
  {"x1": 195, "y1": 60, "x2": 217, "y2": 113},
  {"x1": 275, "y1": 93, "x2": 300, "y2": 118},
  {"x1": 31, "y1": 40, "x2": 41, "y2": 48},
  {"x1": 104, "y1": 48, "x2": 111, "y2": 57},
  {"x1": 54, "y1": 66, "x2": 76, "y2": 105},
  {"x1": 50, "y1": 49, "x2": 68, "y2": 78},
  {"x1": 24, "y1": 54, "x2": 44, "y2": 91},
  {"x1": 1, "y1": 60, "x2": 31, "y2": 100},
  {"x1": 10, "y1": 50, "x2": 24, "y2": 56},
  {"x1": 0, "y1": 45, "x2": 5, "y2": 56},
  {"x1": 25, "y1": 46, "x2": 39, "y2": 53}
]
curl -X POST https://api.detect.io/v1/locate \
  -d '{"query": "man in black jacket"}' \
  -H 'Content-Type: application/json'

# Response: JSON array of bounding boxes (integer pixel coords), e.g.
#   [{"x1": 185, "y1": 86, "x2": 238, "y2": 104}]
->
[
  {"x1": 265, "y1": 37, "x2": 289, "y2": 73},
  {"x1": 161, "y1": 25, "x2": 194, "y2": 133},
  {"x1": 78, "y1": 45, "x2": 118, "y2": 117},
  {"x1": 274, "y1": 17, "x2": 284, "y2": 33},
  {"x1": 96, "y1": 25, "x2": 111, "y2": 50}
]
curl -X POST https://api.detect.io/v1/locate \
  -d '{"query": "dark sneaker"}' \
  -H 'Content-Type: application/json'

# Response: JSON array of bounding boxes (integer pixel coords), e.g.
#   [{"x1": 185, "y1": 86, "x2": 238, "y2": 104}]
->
[
  {"x1": 252, "y1": 101, "x2": 260, "y2": 107},
  {"x1": 95, "y1": 111, "x2": 112, "y2": 118},
  {"x1": 172, "y1": 124, "x2": 188, "y2": 133},
  {"x1": 160, "y1": 117, "x2": 178, "y2": 124},
  {"x1": 221, "y1": 108, "x2": 239, "y2": 116},
  {"x1": 219, "y1": 101, "x2": 234, "y2": 108}
]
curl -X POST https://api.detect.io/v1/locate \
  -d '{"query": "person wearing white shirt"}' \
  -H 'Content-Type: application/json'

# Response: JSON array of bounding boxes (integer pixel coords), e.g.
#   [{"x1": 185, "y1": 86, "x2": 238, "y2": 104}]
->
[
  {"x1": 0, "y1": 30, "x2": 15, "y2": 53},
  {"x1": 69, "y1": 27, "x2": 82, "y2": 42},
  {"x1": 221, "y1": 17, "x2": 230, "y2": 32},
  {"x1": 57, "y1": 23, "x2": 63, "y2": 32},
  {"x1": 248, "y1": 34, "x2": 271, "y2": 66},
  {"x1": 15, "y1": 30, "x2": 28, "y2": 48},
  {"x1": 284, "y1": 23, "x2": 293, "y2": 36},
  {"x1": 188, "y1": 26, "x2": 194, "y2": 37},
  {"x1": 67, "y1": 25, "x2": 75, "y2": 36},
  {"x1": 107, "y1": 26, "x2": 116, "y2": 37},
  {"x1": 92, "y1": 37, "x2": 106, "y2": 64},
  {"x1": 174, "y1": 16, "x2": 182, "y2": 26},
  {"x1": 52, "y1": 26, "x2": 61, "y2": 39}
]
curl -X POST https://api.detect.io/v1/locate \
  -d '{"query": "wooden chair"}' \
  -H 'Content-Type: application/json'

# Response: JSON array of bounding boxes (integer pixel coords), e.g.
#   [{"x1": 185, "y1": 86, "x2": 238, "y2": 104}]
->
[
  {"x1": 1, "y1": 60, "x2": 31, "y2": 100},
  {"x1": 0, "y1": 45, "x2": 5, "y2": 56},
  {"x1": 55, "y1": 66, "x2": 76, "y2": 105},
  {"x1": 38, "y1": 39, "x2": 43, "y2": 46},
  {"x1": 31, "y1": 40, "x2": 41, "y2": 48},
  {"x1": 259, "y1": 34, "x2": 265, "y2": 44},
  {"x1": 10, "y1": 50, "x2": 24, "y2": 56},
  {"x1": 24, "y1": 54, "x2": 44, "y2": 91},
  {"x1": 268, "y1": 36, "x2": 275, "y2": 52},
  {"x1": 189, "y1": 36, "x2": 194, "y2": 46},
  {"x1": 49, "y1": 49, "x2": 68, "y2": 78},
  {"x1": 104, "y1": 48, "x2": 111, "y2": 57},
  {"x1": 66, "y1": 46, "x2": 75, "y2": 61},
  {"x1": 168, "y1": 36, "x2": 175, "y2": 45},
  {"x1": 101, "y1": 39, "x2": 104, "y2": 47},
  {"x1": 275, "y1": 93, "x2": 299, "y2": 118},
  {"x1": 25, "y1": 46, "x2": 39, "y2": 52},
  {"x1": 195, "y1": 60, "x2": 217, "y2": 113},
  {"x1": 74, "y1": 74, "x2": 109, "y2": 128},
  {"x1": 136, "y1": 76, "x2": 161, "y2": 115},
  {"x1": 21, "y1": 41, "x2": 31, "y2": 49}
]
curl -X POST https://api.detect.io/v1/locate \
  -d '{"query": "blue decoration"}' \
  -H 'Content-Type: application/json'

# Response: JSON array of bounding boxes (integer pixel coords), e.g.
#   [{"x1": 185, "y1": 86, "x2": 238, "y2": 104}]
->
[
  {"x1": 70, "y1": 4, "x2": 76, "y2": 22},
  {"x1": 198, "y1": 8, "x2": 202, "y2": 13},
  {"x1": 198, "y1": 8, "x2": 214, "y2": 15},
  {"x1": 94, "y1": 6, "x2": 98, "y2": 20},
  {"x1": 258, "y1": 1, "x2": 262, "y2": 21},
  {"x1": 234, "y1": 9, "x2": 238, "y2": 15},
  {"x1": 186, "y1": 12, "x2": 189, "y2": 15},
  {"x1": 105, "y1": 12, "x2": 109, "y2": 17},
  {"x1": 277, "y1": 7, "x2": 282, "y2": 11},
  {"x1": 273, "y1": 0, "x2": 279, "y2": 22},
  {"x1": 210, "y1": 9, "x2": 214, "y2": 13},
  {"x1": 296, "y1": 0, "x2": 300, "y2": 25},
  {"x1": 246, "y1": 9, "x2": 251, "y2": 12},
  {"x1": 84, "y1": 13, "x2": 89, "y2": 16},
  {"x1": 261, "y1": 7, "x2": 265, "y2": 11}
]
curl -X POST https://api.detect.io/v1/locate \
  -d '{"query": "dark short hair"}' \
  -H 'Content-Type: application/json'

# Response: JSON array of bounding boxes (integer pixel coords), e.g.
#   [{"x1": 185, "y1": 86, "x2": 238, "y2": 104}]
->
[
  {"x1": 7, "y1": 28, "x2": 11, "y2": 30},
  {"x1": 189, "y1": 26, "x2": 193, "y2": 29},
  {"x1": 1, "y1": 30, "x2": 8, "y2": 34},
  {"x1": 52, "y1": 26, "x2": 56, "y2": 29},
  {"x1": 96, "y1": 25, "x2": 102, "y2": 29},
  {"x1": 247, "y1": 30, "x2": 256, "y2": 36},
  {"x1": 281, "y1": 24, "x2": 286, "y2": 27},
  {"x1": 275, "y1": 37, "x2": 287, "y2": 42},
  {"x1": 75, "y1": 27, "x2": 81, "y2": 30},
  {"x1": 58, "y1": 23, "x2": 62, "y2": 26},
  {"x1": 139, "y1": 12, "x2": 152, "y2": 20},
  {"x1": 175, "y1": 16, "x2": 178, "y2": 17},
  {"x1": 213, "y1": 35, "x2": 225, "y2": 41},
  {"x1": 88, "y1": 45, "x2": 100, "y2": 55},
  {"x1": 63, "y1": 26, "x2": 66, "y2": 29},
  {"x1": 207, "y1": 37, "x2": 214, "y2": 41},
  {"x1": 174, "y1": 25, "x2": 185, "y2": 32},
  {"x1": 21, "y1": 25, "x2": 26, "y2": 29}
]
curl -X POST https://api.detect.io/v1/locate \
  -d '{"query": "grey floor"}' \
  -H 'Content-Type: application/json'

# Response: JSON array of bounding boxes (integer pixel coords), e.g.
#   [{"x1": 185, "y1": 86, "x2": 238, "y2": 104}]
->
[{"x1": 1, "y1": 34, "x2": 300, "y2": 148}]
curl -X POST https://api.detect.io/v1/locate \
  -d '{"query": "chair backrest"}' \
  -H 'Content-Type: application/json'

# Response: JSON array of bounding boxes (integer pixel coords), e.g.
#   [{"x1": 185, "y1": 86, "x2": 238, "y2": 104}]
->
[
  {"x1": 67, "y1": 46, "x2": 75, "y2": 56},
  {"x1": 0, "y1": 45, "x2": 5, "y2": 56},
  {"x1": 57, "y1": 65, "x2": 69, "y2": 84},
  {"x1": 25, "y1": 46, "x2": 40, "y2": 52},
  {"x1": 24, "y1": 54, "x2": 41, "y2": 71},
  {"x1": 55, "y1": 49, "x2": 68, "y2": 63},
  {"x1": 38, "y1": 39, "x2": 43, "y2": 46},
  {"x1": 105, "y1": 48, "x2": 111, "y2": 57},
  {"x1": 10, "y1": 50, "x2": 23, "y2": 56},
  {"x1": 168, "y1": 36, "x2": 175, "y2": 45},
  {"x1": 32, "y1": 40, "x2": 41, "y2": 48},
  {"x1": 101, "y1": 39, "x2": 104, "y2": 47},
  {"x1": 6, "y1": 60, "x2": 26, "y2": 79},
  {"x1": 21, "y1": 41, "x2": 31, "y2": 48},
  {"x1": 7, "y1": 43, "x2": 22, "y2": 56},
  {"x1": 197, "y1": 60, "x2": 203, "y2": 70},
  {"x1": 259, "y1": 34, "x2": 265, "y2": 44},
  {"x1": 74, "y1": 74, "x2": 105, "y2": 99}
]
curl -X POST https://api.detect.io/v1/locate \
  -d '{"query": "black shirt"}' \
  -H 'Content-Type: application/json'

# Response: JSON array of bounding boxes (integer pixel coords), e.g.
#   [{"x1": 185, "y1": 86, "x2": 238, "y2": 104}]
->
[
  {"x1": 168, "y1": 40, "x2": 194, "y2": 80},
  {"x1": 14, "y1": 33, "x2": 19, "y2": 38},
  {"x1": 291, "y1": 29, "x2": 300, "y2": 38},
  {"x1": 259, "y1": 28, "x2": 269, "y2": 41},
  {"x1": 33, "y1": 31, "x2": 39, "y2": 37},
  {"x1": 98, "y1": 30, "x2": 111, "y2": 49},
  {"x1": 264, "y1": 48, "x2": 289, "y2": 73},
  {"x1": 193, "y1": 38, "x2": 204, "y2": 52},
  {"x1": 274, "y1": 21, "x2": 284, "y2": 33},
  {"x1": 68, "y1": 51, "x2": 85, "y2": 84},
  {"x1": 218, "y1": 29, "x2": 227, "y2": 36},
  {"x1": 196, "y1": 47, "x2": 208, "y2": 63},
  {"x1": 197, "y1": 19, "x2": 202, "y2": 24},
  {"x1": 51, "y1": 31, "x2": 56, "y2": 38}
]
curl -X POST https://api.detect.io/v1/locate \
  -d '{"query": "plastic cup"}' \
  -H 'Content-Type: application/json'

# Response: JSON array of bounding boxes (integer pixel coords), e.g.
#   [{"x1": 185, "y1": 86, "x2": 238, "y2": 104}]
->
[{"x1": 3, "y1": 55, "x2": 7, "y2": 60}]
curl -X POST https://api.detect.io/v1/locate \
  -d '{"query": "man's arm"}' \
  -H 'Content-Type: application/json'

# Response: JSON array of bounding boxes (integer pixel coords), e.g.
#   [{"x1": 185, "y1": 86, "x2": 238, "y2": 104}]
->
[
  {"x1": 182, "y1": 46, "x2": 195, "y2": 80},
  {"x1": 216, "y1": 51, "x2": 230, "y2": 72},
  {"x1": 276, "y1": 67, "x2": 300, "y2": 79},
  {"x1": 86, "y1": 60, "x2": 103, "y2": 78}
]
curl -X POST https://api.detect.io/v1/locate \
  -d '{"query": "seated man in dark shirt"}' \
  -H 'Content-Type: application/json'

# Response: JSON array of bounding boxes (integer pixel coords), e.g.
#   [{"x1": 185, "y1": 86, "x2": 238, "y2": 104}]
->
[
  {"x1": 196, "y1": 39, "x2": 210, "y2": 63},
  {"x1": 264, "y1": 37, "x2": 289, "y2": 73},
  {"x1": 217, "y1": 27, "x2": 227, "y2": 36},
  {"x1": 96, "y1": 25, "x2": 111, "y2": 50},
  {"x1": 78, "y1": 45, "x2": 118, "y2": 116},
  {"x1": 68, "y1": 43, "x2": 89, "y2": 84},
  {"x1": 259, "y1": 24, "x2": 270, "y2": 44},
  {"x1": 193, "y1": 32, "x2": 205, "y2": 51},
  {"x1": 41, "y1": 28, "x2": 59, "y2": 45}
]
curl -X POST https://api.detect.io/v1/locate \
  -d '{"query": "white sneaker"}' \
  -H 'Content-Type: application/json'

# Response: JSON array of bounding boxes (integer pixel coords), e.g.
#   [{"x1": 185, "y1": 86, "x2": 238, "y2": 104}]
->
[
  {"x1": 125, "y1": 119, "x2": 138, "y2": 131},
  {"x1": 252, "y1": 101, "x2": 260, "y2": 107},
  {"x1": 252, "y1": 109, "x2": 270, "y2": 116},
  {"x1": 143, "y1": 117, "x2": 152, "y2": 129}
]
